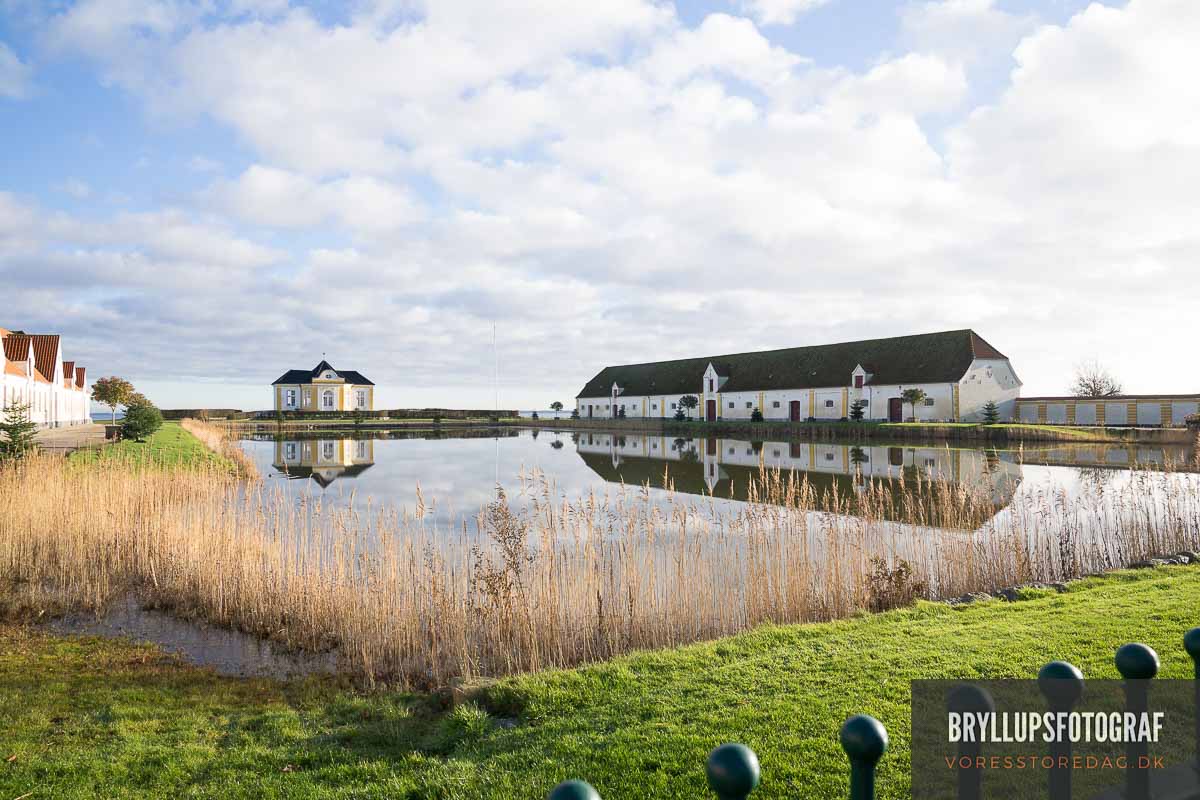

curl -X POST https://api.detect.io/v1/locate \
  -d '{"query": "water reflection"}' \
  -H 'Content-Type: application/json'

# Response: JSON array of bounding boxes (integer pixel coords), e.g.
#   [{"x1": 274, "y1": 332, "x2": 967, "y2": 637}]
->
[
  {"x1": 272, "y1": 437, "x2": 375, "y2": 487},
  {"x1": 574, "y1": 432, "x2": 1023, "y2": 513},
  {"x1": 243, "y1": 429, "x2": 1198, "y2": 526}
]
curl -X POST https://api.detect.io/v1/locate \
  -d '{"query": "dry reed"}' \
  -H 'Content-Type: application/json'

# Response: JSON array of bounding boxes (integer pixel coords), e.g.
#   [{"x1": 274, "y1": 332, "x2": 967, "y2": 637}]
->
[
  {"x1": 1, "y1": 452, "x2": 1199, "y2": 687},
  {"x1": 180, "y1": 418, "x2": 259, "y2": 477}
]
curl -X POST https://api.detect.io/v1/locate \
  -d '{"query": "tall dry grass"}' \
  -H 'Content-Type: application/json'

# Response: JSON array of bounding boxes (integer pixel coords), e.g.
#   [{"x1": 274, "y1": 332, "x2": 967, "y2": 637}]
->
[
  {"x1": 180, "y1": 418, "x2": 259, "y2": 477},
  {"x1": 1, "y1": 452, "x2": 1199, "y2": 686}
]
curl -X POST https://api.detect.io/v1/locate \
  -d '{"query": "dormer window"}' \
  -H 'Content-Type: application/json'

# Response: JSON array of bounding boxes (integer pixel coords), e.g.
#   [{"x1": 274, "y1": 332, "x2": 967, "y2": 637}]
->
[
  {"x1": 324, "y1": 372, "x2": 334, "y2": 379},
  {"x1": 854, "y1": 375, "x2": 864, "y2": 388}
]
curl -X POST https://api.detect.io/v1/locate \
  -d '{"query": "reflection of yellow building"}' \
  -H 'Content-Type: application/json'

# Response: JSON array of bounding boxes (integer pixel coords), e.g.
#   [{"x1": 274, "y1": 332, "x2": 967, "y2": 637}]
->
[{"x1": 272, "y1": 438, "x2": 375, "y2": 487}]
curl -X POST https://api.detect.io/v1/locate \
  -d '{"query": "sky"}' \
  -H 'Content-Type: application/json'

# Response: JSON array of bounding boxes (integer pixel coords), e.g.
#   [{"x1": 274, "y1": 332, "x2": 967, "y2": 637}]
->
[{"x1": 1, "y1": 0, "x2": 1197, "y2": 411}]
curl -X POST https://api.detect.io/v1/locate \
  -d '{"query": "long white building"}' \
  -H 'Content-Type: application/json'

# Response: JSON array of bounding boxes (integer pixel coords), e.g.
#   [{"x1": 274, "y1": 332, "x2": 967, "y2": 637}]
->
[
  {"x1": 1, "y1": 327, "x2": 92, "y2": 427},
  {"x1": 576, "y1": 329, "x2": 1022, "y2": 423}
]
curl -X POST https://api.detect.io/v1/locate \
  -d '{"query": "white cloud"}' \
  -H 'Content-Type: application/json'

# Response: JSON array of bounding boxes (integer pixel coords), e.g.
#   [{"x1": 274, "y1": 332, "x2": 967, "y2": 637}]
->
[
  {"x1": 209, "y1": 165, "x2": 425, "y2": 233},
  {"x1": 0, "y1": 41, "x2": 32, "y2": 98},
  {"x1": 9, "y1": 0, "x2": 1200, "y2": 403},
  {"x1": 740, "y1": 0, "x2": 832, "y2": 27},
  {"x1": 56, "y1": 178, "x2": 92, "y2": 199},
  {"x1": 900, "y1": 0, "x2": 1039, "y2": 66}
]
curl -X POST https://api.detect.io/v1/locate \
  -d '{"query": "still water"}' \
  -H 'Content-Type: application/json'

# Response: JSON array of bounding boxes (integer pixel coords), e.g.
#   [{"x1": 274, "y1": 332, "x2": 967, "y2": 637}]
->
[{"x1": 240, "y1": 427, "x2": 1199, "y2": 526}]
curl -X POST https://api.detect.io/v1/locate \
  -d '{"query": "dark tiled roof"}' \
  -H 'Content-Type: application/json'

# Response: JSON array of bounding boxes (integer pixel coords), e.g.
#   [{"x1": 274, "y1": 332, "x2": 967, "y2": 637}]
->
[
  {"x1": 2, "y1": 335, "x2": 31, "y2": 361},
  {"x1": 272, "y1": 361, "x2": 375, "y2": 386},
  {"x1": 29, "y1": 335, "x2": 60, "y2": 379},
  {"x1": 576, "y1": 329, "x2": 1007, "y2": 398}
]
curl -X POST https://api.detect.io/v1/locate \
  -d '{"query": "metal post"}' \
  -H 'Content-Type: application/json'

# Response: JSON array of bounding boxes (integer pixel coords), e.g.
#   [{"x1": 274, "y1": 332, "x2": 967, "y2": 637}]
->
[
  {"x1": 548, "y1": 780, "x2": 600, "y2": 800},
  {"x1": 947, "y1": 684, "x2": 995, "y2": 800},
  {"x1": 1185, "y1": 628, "x2": 1200, "y2": 771},
  {"x1": 1115, "y1": 643, "x2": 1159, "y2": 800},
  {"x1": 705, "y1": 743, "x2": 761, "y2": 800},
  {"x1": 840, "y1": 714, "x2": 889, "y2": 800},
  {"x1": 1038, "y1": 661, "x2": 1084, "y2": 800}
]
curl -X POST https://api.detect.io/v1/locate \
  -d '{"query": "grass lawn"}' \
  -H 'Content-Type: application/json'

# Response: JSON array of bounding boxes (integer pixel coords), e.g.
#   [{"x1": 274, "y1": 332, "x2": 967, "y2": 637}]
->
[
  {"x1": 2, "y1": 567, "x2": 1199, "y2": 799},
  {"x1": 67, "y1": 422, "x2": 236, "y2": 472}
]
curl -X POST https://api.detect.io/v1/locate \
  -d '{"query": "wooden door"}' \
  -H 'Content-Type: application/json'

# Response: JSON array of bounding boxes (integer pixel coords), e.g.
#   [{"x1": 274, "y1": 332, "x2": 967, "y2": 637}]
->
[
  {"x1": 706, "y1": 399, "x2": 717, "y2": 421},
  {"x1": 888, "y1": 397, "x2": 903, "y2": 423},
  {"x1": 789, "y1": 400, "x2": 801, "y2": 421}
]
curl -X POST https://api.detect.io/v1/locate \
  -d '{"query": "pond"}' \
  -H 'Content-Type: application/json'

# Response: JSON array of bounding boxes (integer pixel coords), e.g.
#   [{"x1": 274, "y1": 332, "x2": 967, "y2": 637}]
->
[{"x1": 239, "y1": 427, "x2": 1199, "y2": 526}]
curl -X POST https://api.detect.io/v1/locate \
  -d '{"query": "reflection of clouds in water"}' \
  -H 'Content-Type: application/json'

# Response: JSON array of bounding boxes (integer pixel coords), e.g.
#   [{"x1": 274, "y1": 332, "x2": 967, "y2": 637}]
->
[{"x1": 242, "y1": 431, "x2": 1200, "y2": 531}]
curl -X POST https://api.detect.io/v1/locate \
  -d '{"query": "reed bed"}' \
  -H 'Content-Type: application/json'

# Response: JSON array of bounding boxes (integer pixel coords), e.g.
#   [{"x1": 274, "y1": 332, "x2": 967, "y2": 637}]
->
[
  {"x1": 180, "y1": 417, "x2": 259, "y2": 477},
  {"x1": 2, "y1": 452, "x2": 1199, "y2": 687}
]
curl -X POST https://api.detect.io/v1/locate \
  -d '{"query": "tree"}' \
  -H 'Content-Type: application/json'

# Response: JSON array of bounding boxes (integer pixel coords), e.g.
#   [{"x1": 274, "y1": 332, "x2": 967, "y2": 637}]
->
[
  {"x1": 679, "y1": 395, "x2": 699, "y2": 420},
  {"x1": 1070, "y1": 360, "x2": 1123, "y2": 397},
  {"x1": 981, "y1": 400, "x2": 1000, "y2": 424},
  {"x1": 91, "y1": 376, "x2": 135, "y2": 424},
  {"x1": 570, "y1": 408, "x2": 580, "y2": 420},
  {"x1": 849, "y1": 399, "x2": 867, "y2": 422},
  {"x1": 121, "y1": 400, "x2": 163, "y2": 442},
  {"x1": 674, "y1": 407, "x2": 686, "y2": 421},
  {"x1": 750, "y1": 408, "x2": 764, "y2": 422},
  {"x1": 901, "y1": 388, "x2": 927, "y2": 422},
  {"x1": 0, "y1": 403, "x2": 39, "y2": 462},
  {"x1": 550, "y1": 401, "x2": 563, "y2": 417},
  {"x1": 531, "y1": 411, "x2": 539, "y2": 420}
]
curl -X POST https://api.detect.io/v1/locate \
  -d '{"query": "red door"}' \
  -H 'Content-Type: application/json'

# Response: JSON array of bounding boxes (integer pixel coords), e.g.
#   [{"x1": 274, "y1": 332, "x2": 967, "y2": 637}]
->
[
  {"x1": 706, "y1": 399, "x2": 717, "y2": 421},
  {"x1": 789, "y1": 400, "x2": 801, "y2": 421},
  {"x1": 888, "y1": 398, "x2": 903, "y2": 422}
]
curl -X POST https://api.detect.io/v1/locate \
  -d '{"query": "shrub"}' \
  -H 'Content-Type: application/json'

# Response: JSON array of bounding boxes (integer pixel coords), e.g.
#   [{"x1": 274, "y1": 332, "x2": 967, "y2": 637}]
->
[
  {"x1": 866, "y1": 557, "x2": 928, "y2": 612},
  {"x1": 750, "y1": 408, "x2": 764, "y2": 422},
  {"x1": 849, "y1": 400, "x2": 867, "y2": 421},
  {"x1": 674, "y1": 408, "x2": 686, "y2": 421},
  {"x1": 122, "y1": 402, "x2": 163, "y2": 442},
  {"x1": 0, "y1": 403, "x2": 39, "y2": 463},
  {"x1": 982, "y1": 401, "x2": 1001, "y2": 425},
  {"x1": 531, "y1": 411, "x2": 539, "y2": 420},
  {"x1": 570, "y1": 409, "x2": 580, "y2": 419}
]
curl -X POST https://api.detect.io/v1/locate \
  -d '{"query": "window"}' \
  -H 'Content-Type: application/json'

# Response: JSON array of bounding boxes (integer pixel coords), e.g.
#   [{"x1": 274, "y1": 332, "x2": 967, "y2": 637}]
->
[
  {"x1": 322, "y1": 389, "x2": 335, "y2": 409},
  {"x1": 652, "y1": 404, "x2": 658, "y2": 410},
  {"x1": 356, "y1": 389, "x2": 367, "y2": 408},
  {"x1": 924, "y1": 398, "x2": 935, "y2": 407},
  {"x1": 924, "y1": 458, "x2": 936, "y2": 467},
  {"x1": 285, "y1": 389, "x2": 296, "y2": 406},
  {"x1": 357, "y1": 441, "x2": 368, "y2": 459},
  {"x1": 729, "y1": 447, "x2": 735, "y2": 455},
  {"x1": 670, "y1": 403, "x2": 676, "y2": 409},
  {"x1": 825, "y1": 452, "x2": 835, "y2": 461},
  {"x1": 745, "y1": 402, "x2": 752, "y2": 409},
  {"x1": 728, "y1": 401, "x2": 734, "y2": 409},
  {"x1": 322, "y1": 441, "x2": 335, "y2": 459},
  {"x1": 285, "y1": 443, "x2": 297, "y2": 460},
  {"x1": 825, "y1": 399, "x2": 835, "y2": 408},
  {"x1": 708, "y1": 379, "x2": 714, "y2": 392},
  {"x1": 631, "y1": 404, "x2": 637, "y2": 411},
  {"x1": 772, "y1": 401, "x2": 780, "y2": 408},
  {"x1": 772, "y1": 449, "x2": 780, "y2": 457},
  {"x1": 854, "y1": 375, "x2": 864, "y2": 388}
]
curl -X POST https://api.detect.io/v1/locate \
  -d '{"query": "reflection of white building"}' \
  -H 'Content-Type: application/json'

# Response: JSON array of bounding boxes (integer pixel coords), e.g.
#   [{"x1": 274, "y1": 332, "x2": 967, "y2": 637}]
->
[
  {"x1": 575, "y1": 433, "x2": 1022, "y2": 512},
  {"x1": 272, "y1": 438, "x2": 374, "y2": 487},
  {"x1": 576, "y1": 329, "x2": 1021, "y2": 423}
]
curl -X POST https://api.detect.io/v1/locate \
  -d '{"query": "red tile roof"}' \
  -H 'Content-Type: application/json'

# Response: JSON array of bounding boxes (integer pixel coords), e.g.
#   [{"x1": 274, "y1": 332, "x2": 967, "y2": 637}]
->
[
  {"x1": 34, "y1": 367, "x2": 51, "y2": 384},
  {"x1": 63, "y1": 361, "x2": 75, "y2": 379},
  {"x1": 75, "y1": 366, "x2": 86, "y2": 389},
  {"x1": 2, "y1": 335, "x2": 30, "y2": 362},
  {"x1": 28, "y1": 334, "x2": 60, "y2": 380}
]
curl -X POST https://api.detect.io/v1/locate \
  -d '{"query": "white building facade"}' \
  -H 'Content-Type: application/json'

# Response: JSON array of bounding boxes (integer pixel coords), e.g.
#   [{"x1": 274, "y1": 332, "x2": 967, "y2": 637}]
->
[
  {"x1": 1, "y1": 328, "x2": 92, "y2": 427},
  {"x1": 576, "y1": 330, "x2": 1022, "y2": 424}
]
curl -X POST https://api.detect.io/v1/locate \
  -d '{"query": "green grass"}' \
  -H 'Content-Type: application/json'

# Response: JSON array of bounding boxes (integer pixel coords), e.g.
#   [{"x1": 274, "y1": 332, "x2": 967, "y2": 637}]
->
[
  {"x1": 67, "y1": 422, "x2": 236, "y2": 472},
  {"x1": 2, "y1": 567, "x2": 1199, "y2": 798}
]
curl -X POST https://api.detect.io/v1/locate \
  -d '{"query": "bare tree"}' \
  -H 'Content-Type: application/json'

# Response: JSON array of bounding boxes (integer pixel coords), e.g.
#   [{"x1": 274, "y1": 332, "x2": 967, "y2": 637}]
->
[{"x1": 1070, "y1": 360, "x2": 1123, "y2": 397}]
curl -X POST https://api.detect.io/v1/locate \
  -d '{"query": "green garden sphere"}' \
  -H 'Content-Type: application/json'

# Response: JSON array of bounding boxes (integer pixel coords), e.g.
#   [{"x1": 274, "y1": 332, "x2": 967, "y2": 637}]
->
[
  {"x1": 839, "y1": 714, "x2": 889, "y2": 764},
  {"x1": 548, "y1": 779, "x2": 601, "y2": 800},
  {"x1": 706, "y1": 743, "x2": 761, "y2": 799},
  {"x1": 1115, "y1": 643, "x2": 1160, "y2": 680},
  {"x1": 1038, "y1": 661, "x2": 1084, "y2": 708},
  {"x1": 1184, "y1": 628, "x2": 1200, "y2": 662}
]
